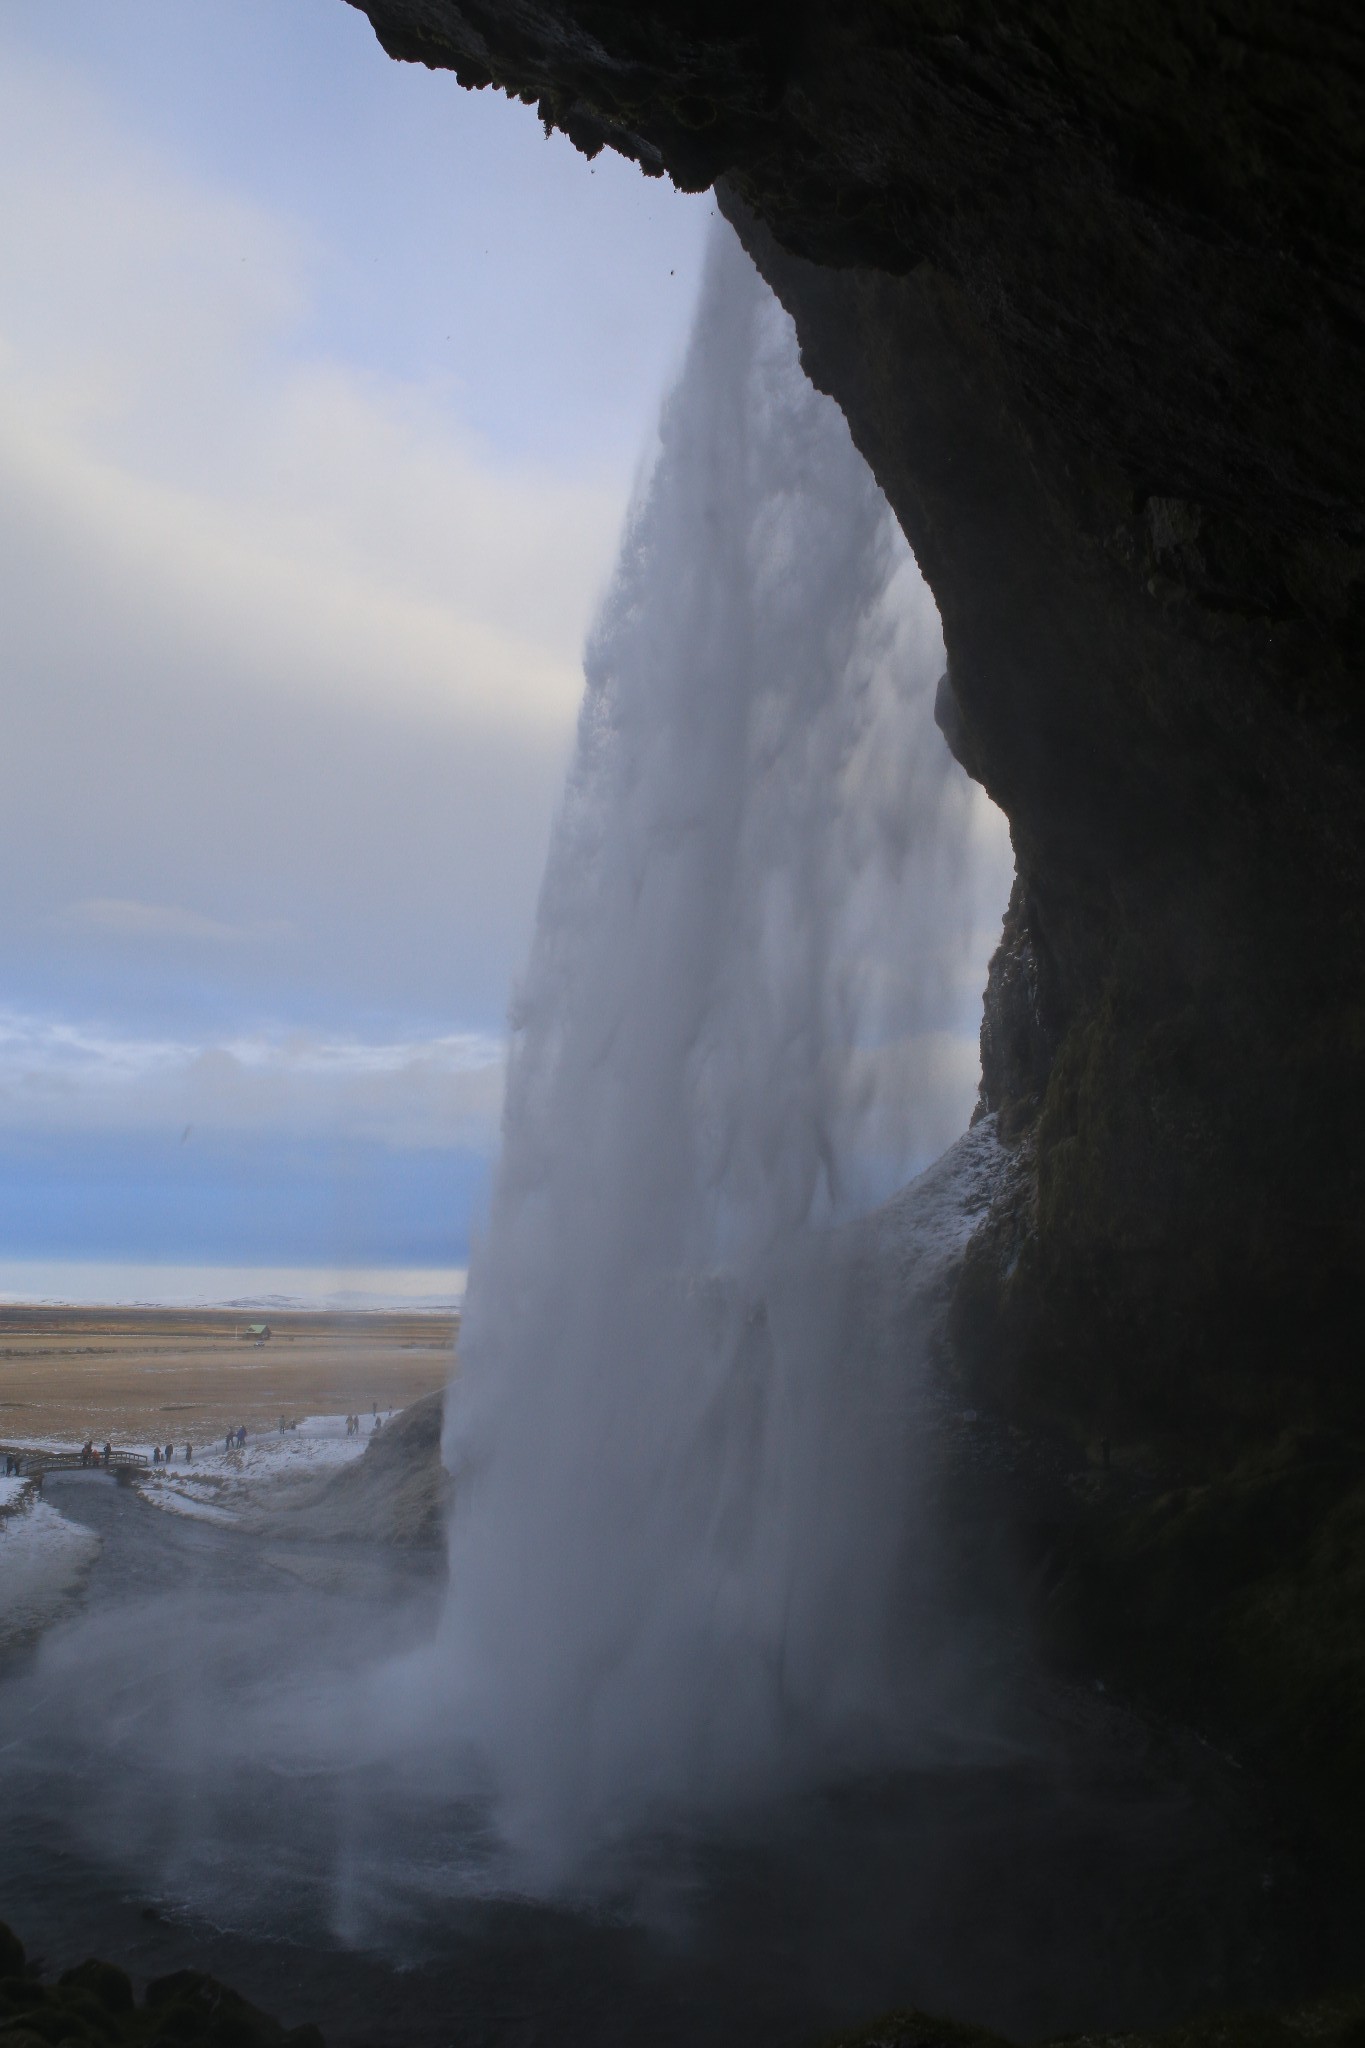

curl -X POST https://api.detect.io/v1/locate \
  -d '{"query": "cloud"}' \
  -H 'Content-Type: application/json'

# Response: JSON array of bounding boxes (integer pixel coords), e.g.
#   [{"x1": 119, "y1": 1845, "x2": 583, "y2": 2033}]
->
[
  {"x1": 60, "y1": 900, "x2": 292, "y2": 945},
  {"x1": 0, "y1": 1008, "x2": 505, "y2": 1152},
  {"x1": 0, "y1": 367, "x2": 603, "y2": 743},
  {"x1": 0, "y1": 1261, "x2": 467, "y2": 1309},
  {"x1": 0, "y1": 38, "x2": 633, "y2": 1029}
]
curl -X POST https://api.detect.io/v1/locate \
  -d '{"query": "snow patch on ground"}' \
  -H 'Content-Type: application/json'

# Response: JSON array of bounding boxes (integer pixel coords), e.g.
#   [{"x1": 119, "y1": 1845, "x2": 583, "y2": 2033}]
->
[
  {"x1": 0, "y1": 1496, "x2": 101, "y2": 1648},
  {"x1": 135, "y1": 1411, "x2": 386, "y2": 1523},
  {"x1": 144, "y1": 1489, "x2": 240, "y2": 1526}
]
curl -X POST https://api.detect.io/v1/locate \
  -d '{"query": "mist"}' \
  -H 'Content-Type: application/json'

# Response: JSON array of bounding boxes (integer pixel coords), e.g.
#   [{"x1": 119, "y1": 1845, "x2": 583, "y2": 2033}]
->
[{"x1": 432, "y1": 223, "x2": 1011, "y2": 1874}]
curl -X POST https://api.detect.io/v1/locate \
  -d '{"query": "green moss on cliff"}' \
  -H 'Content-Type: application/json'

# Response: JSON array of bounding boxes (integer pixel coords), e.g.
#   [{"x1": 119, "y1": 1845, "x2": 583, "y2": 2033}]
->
[
  {"x1": 954, "y1": 930, "x2": 1365, "y2": 1459},
  {"x1": 1043, "y1": 1429, "x2": 1365, "y2": 1877}
]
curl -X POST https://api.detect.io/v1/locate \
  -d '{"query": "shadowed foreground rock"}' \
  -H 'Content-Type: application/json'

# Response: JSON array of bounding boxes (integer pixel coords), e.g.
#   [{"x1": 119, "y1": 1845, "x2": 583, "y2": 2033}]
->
[
  {"x1": 0, "y1": 1925, "x2": 322, "y2": 2048},
  {"x1": 5, "y1": 1911, "x2": 1362, "y2": 2048},
  {"x1": 1040, "y1": 1426, "x2": 1365, "y2": 1880},
  {"x1": 824, "y1": 1994, "x2": 1365, "y2": 2048}
]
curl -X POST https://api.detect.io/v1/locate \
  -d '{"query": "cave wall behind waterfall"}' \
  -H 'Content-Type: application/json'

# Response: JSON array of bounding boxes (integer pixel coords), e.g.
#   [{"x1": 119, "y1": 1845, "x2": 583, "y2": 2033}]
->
[
  {"x1": 344, "y1": 0, "x2": 1365, "y2": 1461},
  {"x1": 724, "y1": 200, "x2": 1365, "y2": 1458}
]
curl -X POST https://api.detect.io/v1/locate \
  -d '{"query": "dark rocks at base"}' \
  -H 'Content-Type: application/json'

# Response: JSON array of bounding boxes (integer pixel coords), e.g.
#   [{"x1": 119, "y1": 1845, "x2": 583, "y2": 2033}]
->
[
  {"x1": 1040, "y1": 1426, "x2": 1365, "y2": 1890},
  {"x1": 825, "y1": 1990, "x2": 1365, "y2": 2048},
  {"x1": 63, "y1": 1961, "x2": 135, "y2": 2016},
  {"x1": 0, "y1": 1926, "x2": 322, "y2": 2048}
]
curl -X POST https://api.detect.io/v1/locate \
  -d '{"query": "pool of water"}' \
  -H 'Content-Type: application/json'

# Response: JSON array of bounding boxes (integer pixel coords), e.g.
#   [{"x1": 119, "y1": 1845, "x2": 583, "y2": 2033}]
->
[{"x1": 0, "y1": 1474, "x2": 1335, "y2": 2048}]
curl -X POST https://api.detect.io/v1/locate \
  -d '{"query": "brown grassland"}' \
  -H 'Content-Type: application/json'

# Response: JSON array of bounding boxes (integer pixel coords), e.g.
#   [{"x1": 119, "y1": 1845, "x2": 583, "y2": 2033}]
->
[{"x1": 0, "y1": 1306, "x2": 456, "y2": 1452}]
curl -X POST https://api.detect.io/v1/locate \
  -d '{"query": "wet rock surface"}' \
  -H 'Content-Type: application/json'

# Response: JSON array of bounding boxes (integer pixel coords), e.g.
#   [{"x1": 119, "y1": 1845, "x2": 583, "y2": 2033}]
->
[{"x1": 1038, "y1": 1428, "x2": 1365, "y2": 1891}]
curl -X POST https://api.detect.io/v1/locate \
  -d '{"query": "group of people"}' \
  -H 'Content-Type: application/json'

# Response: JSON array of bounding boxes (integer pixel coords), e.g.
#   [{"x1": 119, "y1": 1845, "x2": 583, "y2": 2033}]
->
[{"x1": 4, "y1": 1409, "x2": 393, "y2": 1475}]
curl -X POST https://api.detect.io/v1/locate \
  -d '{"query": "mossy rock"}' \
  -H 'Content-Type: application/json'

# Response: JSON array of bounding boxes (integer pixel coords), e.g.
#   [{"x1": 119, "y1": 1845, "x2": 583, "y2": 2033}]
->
[
  {"x1": 146, "y1": 1975, "x2": 273, "y2": 2048},
  {"x1": 59, "y1": 1963, "x2": 135, "y2": 2021},
  {"x1": 1043, "y1": 1432, "x2": 1365, "y2": 1876},
  {"x1": 0, "y1": 1938, "x2": 324, "y2": 2048},
  {"x1": 143, "y1": 1972, "x2": 321, "y2": 2048},
  {"x1": 4, "y1": 2000, "x2": 104, "y2": 2046},
  {"x1": 820, "y1": 2012, "x2": 1011, "y2": 2048},
  {"x1": 0, "y1": 1977, "x2": 47, "y2": 2014},
  {"x1": 821, "y1": 1987, "x2": 1365, "y2": 2047}
]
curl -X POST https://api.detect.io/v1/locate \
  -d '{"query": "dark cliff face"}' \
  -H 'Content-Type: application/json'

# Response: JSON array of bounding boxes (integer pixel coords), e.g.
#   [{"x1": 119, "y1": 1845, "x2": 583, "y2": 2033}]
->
[
  {"x1": 345, "y1": 0, "x2": 1365, "y2": 1458},
  {"x1": 720, "y1": 202, "x2": 1365, "y2": 1457}
]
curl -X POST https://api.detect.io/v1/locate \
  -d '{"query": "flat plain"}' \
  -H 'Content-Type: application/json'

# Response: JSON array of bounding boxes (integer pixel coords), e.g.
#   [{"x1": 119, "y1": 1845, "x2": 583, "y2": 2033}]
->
[{"x1": 0, "y1": 1306, "x2": 456, "y2": 1452}]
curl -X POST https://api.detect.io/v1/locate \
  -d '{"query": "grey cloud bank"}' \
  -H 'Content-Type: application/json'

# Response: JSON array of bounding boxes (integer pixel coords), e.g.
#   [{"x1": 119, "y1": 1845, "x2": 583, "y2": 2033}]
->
[
  {"x1": 0, "y1": 5, "x2": 708, "y2": 1285},
  {"x1": 58, "y1": 901, "x2": 294, "y2": 945},
  {"x1": 0, "y1": 1010, "x2": 504, "y2": 1151}
]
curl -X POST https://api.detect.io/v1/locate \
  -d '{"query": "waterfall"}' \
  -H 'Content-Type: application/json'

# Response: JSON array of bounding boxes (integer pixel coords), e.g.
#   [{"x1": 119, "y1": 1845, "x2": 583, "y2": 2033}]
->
[{"x1": 435, "y1": 222, "x2": 1009, "y2": 1880}]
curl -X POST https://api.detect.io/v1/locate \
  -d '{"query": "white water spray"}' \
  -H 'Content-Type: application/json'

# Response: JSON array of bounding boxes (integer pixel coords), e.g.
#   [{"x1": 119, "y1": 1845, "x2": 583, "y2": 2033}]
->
[{"x1": 437, "y1": 224, "x2": 1010, "y2": 1875}]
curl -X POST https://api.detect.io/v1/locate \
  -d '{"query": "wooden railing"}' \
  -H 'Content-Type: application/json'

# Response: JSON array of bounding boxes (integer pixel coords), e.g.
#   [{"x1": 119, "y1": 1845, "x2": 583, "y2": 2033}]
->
[{"x1": 0, "y1": 1446, "x2": 149, "y2": 1476}]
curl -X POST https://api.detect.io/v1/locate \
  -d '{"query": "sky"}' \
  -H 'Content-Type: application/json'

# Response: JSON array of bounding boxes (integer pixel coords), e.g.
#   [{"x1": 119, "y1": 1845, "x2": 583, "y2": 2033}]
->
[{"x1": 0, "y1": 0, "x2": 711, "y2": 1301}]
